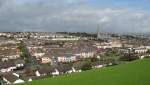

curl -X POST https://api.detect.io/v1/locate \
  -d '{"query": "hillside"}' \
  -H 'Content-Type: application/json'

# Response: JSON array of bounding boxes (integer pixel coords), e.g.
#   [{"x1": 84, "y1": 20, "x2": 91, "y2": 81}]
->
[{"x1": 16, "y1": 59, "x2": 150, "y2": 85}]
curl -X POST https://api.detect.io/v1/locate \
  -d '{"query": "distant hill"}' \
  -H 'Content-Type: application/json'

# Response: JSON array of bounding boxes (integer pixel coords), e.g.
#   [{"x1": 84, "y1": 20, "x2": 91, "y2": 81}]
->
[{"x1": 16, "y1": 59, "x2": 150, "y2": 85}]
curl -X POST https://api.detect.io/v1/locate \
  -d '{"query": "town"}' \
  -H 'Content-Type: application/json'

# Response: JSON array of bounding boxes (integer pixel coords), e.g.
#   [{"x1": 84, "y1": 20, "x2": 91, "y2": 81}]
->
[{"x1": 0, "y1": 32, "x2": 150, "y2": 85}]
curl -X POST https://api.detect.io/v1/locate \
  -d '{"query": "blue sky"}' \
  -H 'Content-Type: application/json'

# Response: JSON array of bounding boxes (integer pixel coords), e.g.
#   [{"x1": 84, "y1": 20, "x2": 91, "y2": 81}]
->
[
  {"x1": 0, "y1": 0, "x2": 150, "y2": 33},
  {"x1": 11, "y1": 0, "x2": 150, "y2": 10},
  {"x1": 89, "y1": 0, "x2": 150, "y2": 10}
]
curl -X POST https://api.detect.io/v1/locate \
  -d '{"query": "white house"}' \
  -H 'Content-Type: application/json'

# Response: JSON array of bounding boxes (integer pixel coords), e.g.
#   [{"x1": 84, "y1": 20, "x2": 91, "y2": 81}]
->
[
  {"x1": 92, "y1": 65, "x2": 103, "y2": 69},
  {"x1": 52, "y1": 69, "x2": 60, "y2": 76},
  {"x1": 139, "y1": 54, "x2": 150, "y2": 59},
  {"x1": 0, "y1": 67, "x2": 17, "y2": 73},
  {"x1": 28, "y1": 78, "x2": 32, "y2": 82},
  {"x1": 35, "y1": 71, "x2": 41, "y2": 77},
  {"x1": 58, "y1": 56, "x2": 77, "y2": 63},
  {"x1": 6, "y1": 55, "x2": 20, "y2": 60},
  {"x1": 40, "y1": 57, "x2": 51, "y2": 64},
  {"x1": 72, "y1": 67, "x2": 82, "y2": 73},
  {"x1": 33, "y1": 53, "x2": 45, "y2": 59},
  {"x1": 13, "y1": 79, "x2": 25, "y2": 84},
  {"x1": 134, "y1": 48, "x2": 148, "y2": 54}
]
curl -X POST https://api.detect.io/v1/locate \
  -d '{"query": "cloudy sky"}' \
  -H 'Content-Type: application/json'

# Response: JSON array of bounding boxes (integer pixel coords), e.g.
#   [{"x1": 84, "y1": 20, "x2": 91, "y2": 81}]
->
[{"x1": 0, "y1": 0, "x2": 150, "y2": 33}]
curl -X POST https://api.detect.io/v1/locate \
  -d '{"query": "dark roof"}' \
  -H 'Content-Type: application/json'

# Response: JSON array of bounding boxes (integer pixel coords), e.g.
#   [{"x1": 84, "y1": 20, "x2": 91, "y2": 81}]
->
[
  {"x1": 2, "y1": 73, "x2": 19, "y2": 82},
  {"x1": 38, "y1": 67, "x2": 52, "y2": 74},
  {"x1": 52, "y1": 64, "x2": 72, "y2": 73},
  {"x1": 0, "y1": 60, "x2": 15, "y2": 69},
  {"x1": 73, "y1": 66, "x2": 81, "y2": 70},
  {"x1": 0, "y1": 59, "x2": 24, "y2": 69},
  {"x1": 15, "y1": 59, "x2": 25, "y2": 65},
  {"x1": 19, "y1": 75, "x2": 46, "y2": 81}
]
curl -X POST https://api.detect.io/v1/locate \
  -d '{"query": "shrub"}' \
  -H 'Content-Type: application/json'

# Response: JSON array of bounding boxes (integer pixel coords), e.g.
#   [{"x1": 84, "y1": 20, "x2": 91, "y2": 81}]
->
[{"x1": 81, "y1": 59, "x2": 92, "y2": 71}]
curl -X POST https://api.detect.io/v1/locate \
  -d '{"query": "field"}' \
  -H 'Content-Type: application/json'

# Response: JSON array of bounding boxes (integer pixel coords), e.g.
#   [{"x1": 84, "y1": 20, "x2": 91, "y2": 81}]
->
[{"x1": 16, "y1": 59, "x2": 150, "y2": 85}]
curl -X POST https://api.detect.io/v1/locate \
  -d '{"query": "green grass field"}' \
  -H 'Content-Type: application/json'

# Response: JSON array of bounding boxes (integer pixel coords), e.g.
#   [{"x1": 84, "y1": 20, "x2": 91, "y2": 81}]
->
[{"x1": 17, "y1": 59, "x2": 150, "y2": 85}]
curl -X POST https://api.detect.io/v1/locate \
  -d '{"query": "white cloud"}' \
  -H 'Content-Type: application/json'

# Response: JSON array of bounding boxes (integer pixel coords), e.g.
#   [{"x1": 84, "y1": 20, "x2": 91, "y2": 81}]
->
[
  {"x1": 0, "y1": 0, "x2": 150, "y2": 33},
  {"x1": 99, "y1": 17, "x2": 110, "y2": 23}
]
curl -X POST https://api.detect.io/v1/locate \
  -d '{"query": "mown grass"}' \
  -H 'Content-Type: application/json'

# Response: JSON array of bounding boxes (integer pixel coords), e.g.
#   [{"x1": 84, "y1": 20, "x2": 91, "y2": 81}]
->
[{"x1": 16, "y1": 59, "x2": 150, "y2": 85}]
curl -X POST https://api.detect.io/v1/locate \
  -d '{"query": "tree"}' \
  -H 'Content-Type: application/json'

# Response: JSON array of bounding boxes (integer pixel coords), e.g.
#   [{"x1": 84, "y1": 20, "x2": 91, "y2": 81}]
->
[
  {"x1": 25, "y1": 67, "x2": 35, "y2": 76},
  {"x1": 81, "y1": 59, "x2": 92, "y2": 71},
  {"x1": 0, "y1": 75, "x2": 4, "y2": 85},
  {"x1": 17, "y1": 41, "x2": 30, "y2": 64},
  {"x1": 120, "y1": 53, "x2": 139, "y2": 61},
  {"x1": 90, "y1": 57, "x2": 99, "y2": 62},
  {"x1": 147, "y1": 49, "x2": 150, "y2": 53}
]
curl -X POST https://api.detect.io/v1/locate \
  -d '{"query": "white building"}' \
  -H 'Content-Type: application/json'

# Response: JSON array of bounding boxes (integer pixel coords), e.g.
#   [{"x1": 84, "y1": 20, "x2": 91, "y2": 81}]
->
[{"x1": 41, "y1": 57, "x2": 51, "y2": 64}]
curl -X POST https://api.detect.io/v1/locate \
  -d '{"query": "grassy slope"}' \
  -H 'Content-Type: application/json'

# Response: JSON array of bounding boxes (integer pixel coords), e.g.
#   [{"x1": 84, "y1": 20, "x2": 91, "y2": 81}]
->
[{"x1": 17, "y1": 59, "x2": 150, "y2": 85}]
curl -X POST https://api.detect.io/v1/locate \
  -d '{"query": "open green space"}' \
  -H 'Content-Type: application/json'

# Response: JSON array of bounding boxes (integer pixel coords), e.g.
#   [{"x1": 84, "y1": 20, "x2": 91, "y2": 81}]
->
[{"x1": 16, "y1": 59, "x2": 150, "y2": 85}]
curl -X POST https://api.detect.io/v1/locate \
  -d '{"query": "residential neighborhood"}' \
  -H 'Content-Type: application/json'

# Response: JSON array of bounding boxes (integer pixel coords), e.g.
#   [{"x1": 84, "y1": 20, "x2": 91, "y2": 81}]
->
[
  {"x1": 0, "y1": 32, "x2": 150, "y2": 84},
  {"x1": 0, "y1": 0, "x2": 150, "y2": 85}
]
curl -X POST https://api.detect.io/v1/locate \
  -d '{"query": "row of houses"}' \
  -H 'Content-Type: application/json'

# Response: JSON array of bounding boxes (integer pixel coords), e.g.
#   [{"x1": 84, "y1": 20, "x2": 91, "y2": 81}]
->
[
  {"x1": 0, "y1": 32, "x2": 81, "y2": 41},
  {"x1": 94, "y1": 38, "x2": 122, "y2": 49},
  {"x1": 27, "y1": 42, "x2": 97, "y2": 64},
  {"x1": 0, "y1": 42, "x2": 20, "y2": 61},
  {"x1": 1, "y1": 60, "x2": 108, "y2": 85},
  {"x1": 0, "y1": 59, "x2": 24, "y2": 73},
  {"x1": 120, "y1": 46, "x2": 150, "y2": 54}
]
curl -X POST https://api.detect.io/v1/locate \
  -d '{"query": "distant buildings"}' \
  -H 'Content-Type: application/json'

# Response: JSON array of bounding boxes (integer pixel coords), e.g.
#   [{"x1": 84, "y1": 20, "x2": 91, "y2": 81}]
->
[
  {"x1": 27, "y1": 41, "x2": 97, "y2": 64},
  {"x1": 0, "y1": 32, "x2": 150, "y2": 84},
  {"x1": 97, "y1": 27, "x2": 111, "y2": 40}
]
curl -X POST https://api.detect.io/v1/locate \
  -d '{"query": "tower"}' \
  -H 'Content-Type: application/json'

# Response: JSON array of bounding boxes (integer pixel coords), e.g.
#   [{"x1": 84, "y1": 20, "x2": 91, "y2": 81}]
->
[
  {"x1": 97, "y1": 25, "x2": 101, "y2": 39},
  {"x1": 96, "y1": 24, "x2": 109, "y2": 40}
]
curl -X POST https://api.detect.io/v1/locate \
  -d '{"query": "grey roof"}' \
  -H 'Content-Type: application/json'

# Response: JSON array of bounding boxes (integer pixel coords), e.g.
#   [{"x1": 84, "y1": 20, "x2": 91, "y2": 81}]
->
[
  {"x1": 0, "y1": 61, "x2": 15, "y2": 69},
  {"x1": 2, "y1": 72, "x2": 19, "y2": 82}
]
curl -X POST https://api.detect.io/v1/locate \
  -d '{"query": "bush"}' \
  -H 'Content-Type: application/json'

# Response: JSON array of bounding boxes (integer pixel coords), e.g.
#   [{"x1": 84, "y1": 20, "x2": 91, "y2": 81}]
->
[
  {"x1": 81, "y1": 60, "x2": 92, "y2": 71},
  {"x1": 25, "y1": 67, "x2": 35, "y2": 76},
  {"x1": 90, "y1": 57, "x2": 99, "y2": 62},
  {"x1": 120, "y1": 53, "x2": 139, "y2": 61}
]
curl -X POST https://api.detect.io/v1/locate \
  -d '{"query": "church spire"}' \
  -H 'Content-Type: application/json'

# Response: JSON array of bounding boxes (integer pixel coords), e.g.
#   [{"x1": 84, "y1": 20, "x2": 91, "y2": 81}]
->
[{"x1": 97, "y1": 25, "x2": 100, "y2": 39}]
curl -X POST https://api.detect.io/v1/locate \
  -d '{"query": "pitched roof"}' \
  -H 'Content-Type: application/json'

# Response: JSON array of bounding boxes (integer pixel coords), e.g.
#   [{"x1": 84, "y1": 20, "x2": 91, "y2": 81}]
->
[
  {"x1": 0, "y1": 60, "x2": 15, "y2": 69},
  {"x1": 2, "y1": 72, "x2": 19, "y2": 82}
]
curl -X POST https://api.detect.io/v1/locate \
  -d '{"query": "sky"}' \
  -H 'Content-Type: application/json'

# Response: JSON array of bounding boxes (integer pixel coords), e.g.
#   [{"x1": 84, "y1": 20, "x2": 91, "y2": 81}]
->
[{"x1": 0, "y1": 0, "x2": 150, "y2": 33}]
